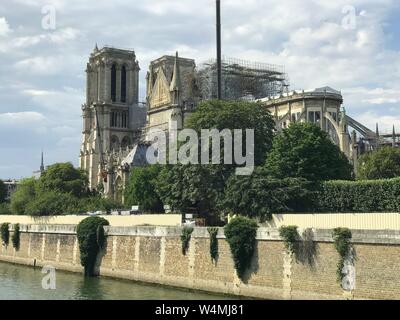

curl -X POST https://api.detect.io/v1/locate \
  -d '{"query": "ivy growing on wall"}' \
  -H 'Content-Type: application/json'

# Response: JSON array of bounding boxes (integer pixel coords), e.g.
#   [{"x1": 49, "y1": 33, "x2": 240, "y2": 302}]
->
[
  {"x1": 207, "y1": 227, "x2": 219, "y2": 262},
  {"x1": 224, "y1": 216, "x2": 258, "y2": 280},
  {"x1": 332, "y1": 227, "x2": 352, "y2": 283},
  {"x1": 76, "y1": 216, "x2": 109, "y2": 276},
  {"x1": 11, "y1": 223, "x2": 20, "y2": 250},
  {"x1": 181, "y1": 226, "x2": 194, "y2": 255},
  {"x1": 279, "y1": 226, "x2": 299, "y2": 255},
  {"x1": 0, "y1": 223, "x2": 9, "y2": 246}
]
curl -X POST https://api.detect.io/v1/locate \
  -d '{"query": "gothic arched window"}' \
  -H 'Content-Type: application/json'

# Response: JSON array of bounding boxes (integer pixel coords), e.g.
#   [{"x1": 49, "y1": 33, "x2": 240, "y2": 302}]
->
[
  {"x1": 121, "y1": 136, "x2": 131, "y2": 149},
  {"x1": 121, "y1": 66, "x2": 127, "y2": 103},
  {"x1": 111, "y1": 64, "x2": 117, "y2": 102},
  {"x1": 110, "y1": 135, "x2": 119, "y2": 151}
]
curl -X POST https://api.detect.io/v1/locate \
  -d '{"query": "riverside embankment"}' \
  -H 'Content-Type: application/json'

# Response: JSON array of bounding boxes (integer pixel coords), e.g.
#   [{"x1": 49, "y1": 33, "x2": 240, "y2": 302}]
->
[{"x1": 0, "y1": 223, "x2": 399, "y2": 300}]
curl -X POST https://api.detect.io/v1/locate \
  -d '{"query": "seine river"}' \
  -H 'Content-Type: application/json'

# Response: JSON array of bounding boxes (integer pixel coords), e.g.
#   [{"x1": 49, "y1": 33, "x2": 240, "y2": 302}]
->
[{"x1": 0, "y1": 261, "x2": 233, "y2": 300}]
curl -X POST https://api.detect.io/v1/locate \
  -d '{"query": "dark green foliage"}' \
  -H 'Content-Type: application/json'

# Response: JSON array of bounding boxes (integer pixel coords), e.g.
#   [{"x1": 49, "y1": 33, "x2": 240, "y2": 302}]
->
[
  {"x1": 0, "y1": 180, "x2": 6, "y2": 203},
  {"x1": 125, "y1": 165, "x2": 164, "y2": 213},
  {"x1": 186, "y1": 100, "x2": 275, "y2": 166},
  {"x1": 222, "y1": 168, "x2": 315, "y2": 219},
  {"x1": 357, "y1": 147, "x2": 400, "y2": 180},
  {"x1": 38, "y1": 162, "x2": 89, "y2": 197},
  {"x1": 279, "y1": 226, "x2": 299, "y2": 254},
  {"x1": 1, "y1": 223, "x2": 9, "y2": 246},
  {"x1": 12, "y1": 224, "x2": 20, "y2": 250},
  {"x1": 207, "y1": 227, "x2": 219, "y2": 262},
  {"x1": 0, "y1": 203, "x2": 10, "y2": 215},
  {"x1": 156, "y1": 164, "x2": 228, "y2": 217},
  {"x1": 224, "y1": 216, "x2": 258, "y2": 280},
  {"x1": 76, "y1": 217, "x2": 109, "y2": 276},
  {"x1": 10, "y1": 166, "x2": 120, "y2": 217},
  {"x1": 10, "y1": 178, "x2": 36, "y2": 215},
  {"x1": 315, "y1": 178, "x2": 400, "y2": 212},
  {"x1": 181, "y1": 226, "x2": 194, "y2": 255},
  {"x1": 156, "y1": 100, "x2": 275, "y2": 219},
  {"x1": 25, "y1": 191, "x2": 75, "y2": 216},
  {"x1": 266, "y1": 123, "x2": 353, "y2": 181},
  {"x1": 332, "y1": 228, "x2": 352, "y2": 283}
]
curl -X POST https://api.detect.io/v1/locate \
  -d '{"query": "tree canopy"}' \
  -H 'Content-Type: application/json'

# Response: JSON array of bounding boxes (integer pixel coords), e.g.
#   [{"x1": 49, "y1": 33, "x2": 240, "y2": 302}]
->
[
  {"x1": 38, "y1": 162, "x2": 89, "y2": 197},
  {"x1": 156, "y1": 100, "x2": 276, "y2": 220},
  {"x1": 357, "y1": 146, "x2": 400, "y2": 180},
  {"x1": 10, "y1": 178, "x2": 36, "y2": 215},
  {"x1": 124, "y1": 165, "x2": 164, "y2": 213},
  {"x1": 265, "y1": 122, "x2": 353, "y2": 181}
]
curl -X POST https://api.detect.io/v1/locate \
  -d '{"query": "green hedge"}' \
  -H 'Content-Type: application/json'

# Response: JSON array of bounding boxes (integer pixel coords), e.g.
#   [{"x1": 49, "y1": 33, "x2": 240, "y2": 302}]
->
[{"x1": 315, "y1": 178, "x2": 400, "y2": 213}]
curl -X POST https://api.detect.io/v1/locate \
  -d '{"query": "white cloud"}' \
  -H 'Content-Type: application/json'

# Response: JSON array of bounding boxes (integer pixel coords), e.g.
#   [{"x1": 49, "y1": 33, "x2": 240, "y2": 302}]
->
[
  {"x1": 0, "y1": 111, "x2": 45, "y2": 126},
  {"x1": 0, "y1": 17, "x2": 11, "y2": 36}
]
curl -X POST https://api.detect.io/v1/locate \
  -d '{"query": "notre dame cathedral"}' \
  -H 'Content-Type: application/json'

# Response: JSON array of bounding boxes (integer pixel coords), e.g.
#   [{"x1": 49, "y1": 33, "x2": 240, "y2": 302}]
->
[
  {"x1": 80, "y1": 45, "x2": 397, "y2": 204},
  {"x1": 79, "y1": 46, "x2": 199, "y2": 202}
]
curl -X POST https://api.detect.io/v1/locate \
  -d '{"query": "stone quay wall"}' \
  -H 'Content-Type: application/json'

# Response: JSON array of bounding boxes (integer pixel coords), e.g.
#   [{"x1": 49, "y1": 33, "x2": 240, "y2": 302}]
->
[{"x1": 0, "y1": 224, "x2": 400, "y2": 300}]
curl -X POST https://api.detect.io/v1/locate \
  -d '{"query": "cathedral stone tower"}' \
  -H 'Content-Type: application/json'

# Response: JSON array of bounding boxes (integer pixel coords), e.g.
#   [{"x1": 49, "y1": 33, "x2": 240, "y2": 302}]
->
[{"x1": 80, "y1": 46, "x2": 146, "y2": 190}]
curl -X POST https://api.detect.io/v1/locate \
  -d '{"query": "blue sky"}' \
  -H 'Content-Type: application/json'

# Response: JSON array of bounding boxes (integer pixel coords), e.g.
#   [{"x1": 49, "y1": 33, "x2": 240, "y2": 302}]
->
[{"x1": 0, "y1": 0, "x2": 399, "y2": 179}]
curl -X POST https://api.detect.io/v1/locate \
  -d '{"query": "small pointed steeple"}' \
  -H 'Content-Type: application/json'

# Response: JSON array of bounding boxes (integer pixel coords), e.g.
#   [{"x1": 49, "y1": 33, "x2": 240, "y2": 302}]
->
[
  {"x1": 40, "y1": 150, "x2": 44, "y2": 173},
  {"x1": 375, "y1": 123, "x2": 380, "y2": 150},
  {"x1": 170, "y1": 52, "x2": 181, "y2": 105},
  {"x1": 393, "y1": 125, "x2": 396, "y2": 147},
  {"x1": 94, "y1": 43, "x2": 99, "y2": 53}
]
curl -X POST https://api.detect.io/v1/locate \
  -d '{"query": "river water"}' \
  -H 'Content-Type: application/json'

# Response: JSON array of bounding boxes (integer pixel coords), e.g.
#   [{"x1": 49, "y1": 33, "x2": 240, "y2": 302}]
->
[{"x1": 0, "y1": 261, "x2": 233, "y2": 300}]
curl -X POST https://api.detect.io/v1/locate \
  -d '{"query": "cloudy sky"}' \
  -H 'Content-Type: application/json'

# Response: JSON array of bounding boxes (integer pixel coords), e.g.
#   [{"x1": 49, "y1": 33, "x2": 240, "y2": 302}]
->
[{"x1": 0, "y1": 0, "x2": 399, "y2": 179}]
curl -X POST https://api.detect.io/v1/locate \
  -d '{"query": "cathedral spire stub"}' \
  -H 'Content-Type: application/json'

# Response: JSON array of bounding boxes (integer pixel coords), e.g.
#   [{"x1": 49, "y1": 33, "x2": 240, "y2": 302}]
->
[
  {"x1": 40, "y1": 150, "x2": 44, "y2": 173},
  {"x1": 170, "y1": 52, "x2": 181, "y2": 105}
]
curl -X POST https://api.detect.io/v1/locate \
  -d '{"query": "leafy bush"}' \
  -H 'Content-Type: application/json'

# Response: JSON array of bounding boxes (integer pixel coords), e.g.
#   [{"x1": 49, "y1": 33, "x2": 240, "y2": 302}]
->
[
  {"x1": 224, "y1": 216, "x2": 258, "y2": 280},
  {"x1": 10, "y1": 178, "x2": 37, "y2": 215},
  {"x1": 181, "y1": 226, "x2": 194, "y2": 255},
  {"x1": 279, "y1": 225, "x2": 299, "y2": 254},
  {"x1": 0, "y1": 203, "x2": 10, "y2": 215},
  {"x1": 315, "y1": 178, "x2": 400, "y2": 212},
  {"x1": 76, "y1": 217, "x2": 109, "y2": 276},
  {"x1": 332, "y1": 228, "x2": 352, "y2": 283},
  {"x1": 1, "y1": 223, "x2": 9, "y2": 246},
  {"x1": 207, "y1": 227, "x2": 219, "y2": 262},
  {"x1": 25, "y1": 191, "x2": 76, "y2": 216},
  {"x1": 12, "y1": 224, "x2": 20, "y2": 250},
  {"x1": 222, "y1": 169, "x2": 315, "y2": 219},
  {"x1": 357, "y1": 147, "x2": 400, "y2": 180},
  {"x1": 124, "y1": 165, "x2": 164, "y2": 213}
]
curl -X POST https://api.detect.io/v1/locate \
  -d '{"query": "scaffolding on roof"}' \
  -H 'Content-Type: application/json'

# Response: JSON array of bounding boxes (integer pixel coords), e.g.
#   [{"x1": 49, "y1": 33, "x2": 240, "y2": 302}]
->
[{"x1": 197, "y1": 56, "x2": 289, "y2": 101}]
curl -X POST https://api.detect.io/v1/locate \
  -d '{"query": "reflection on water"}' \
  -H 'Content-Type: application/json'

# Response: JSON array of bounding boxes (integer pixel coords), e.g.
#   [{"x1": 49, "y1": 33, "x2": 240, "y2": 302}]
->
[{"x1": 0, "y1": 261, "x2": 233, "y2": 300}]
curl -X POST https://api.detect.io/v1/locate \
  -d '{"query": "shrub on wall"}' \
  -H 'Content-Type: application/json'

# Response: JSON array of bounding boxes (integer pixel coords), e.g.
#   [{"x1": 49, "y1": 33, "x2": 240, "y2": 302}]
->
[
  {"x1": 224, "y1": 216, "x2": 258, "y2": 280},
  {"x1": 11, "y1": 223, "x2": 20, "y2": 250},
  {"x1": 315, "y1": 178, "x2": 400, "y2": 213},
  {"x1": 76, "y1": 216, "x2": 109, "y2": 276},
  {"x1": 181, "y1": 226, "x2": 194, "y2": 255},
  {"x1": 279, "y1": 225, "x2": 299, "y2": 254},
  {"x1": 207, "y1": 227, "x2": 219, "y2": 262},
  {"x1": 332, "y1": 228, "x2": 352, "y2": 283},
  {"x1": 0, "y1": 223, "x2": 9, "y2": 246}
]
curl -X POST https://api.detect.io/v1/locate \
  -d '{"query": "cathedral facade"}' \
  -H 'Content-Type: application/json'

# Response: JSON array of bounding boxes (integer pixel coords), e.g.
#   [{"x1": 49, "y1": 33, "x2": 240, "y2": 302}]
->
[{"x1": 80, "y1": 46, "x2": 198, "y2": 202}]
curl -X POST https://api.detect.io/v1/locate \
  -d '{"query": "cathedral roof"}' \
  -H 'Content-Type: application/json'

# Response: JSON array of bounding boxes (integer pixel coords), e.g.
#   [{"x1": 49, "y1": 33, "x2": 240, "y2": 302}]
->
[{"x1": 121, "y1": 143, "x2": 149, "y2": 167}]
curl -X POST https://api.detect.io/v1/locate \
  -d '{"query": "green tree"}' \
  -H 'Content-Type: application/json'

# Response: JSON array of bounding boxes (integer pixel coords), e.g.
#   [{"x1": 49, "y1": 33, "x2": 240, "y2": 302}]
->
[
  {"x1": 222, "y1": 168, "x2": 314, "y2": 220},
  {"x1": 10, "y1": 178, "x2": 37, "y2": 215},
  {"x1": 156, "y1": 100, "x2": 276, "y2": 219},
  {"x1": 24, "y1": 191, "x2": 77, "y2": 216},
  {"x1": 0, "y1": 180, "x2": 6, "y2": 203},
  {"x1": 357, "y1": 147, "x2": 400, "y2": 180},
  {"x1": 124, "y1": 165, "x2": 164, "y2": 213},
  {"x1": 38, "y1": 162, "x2": 88, "y2": 197},
  {"x1": 266, "y1": 122, "x2": 353, "y2": 181}
]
